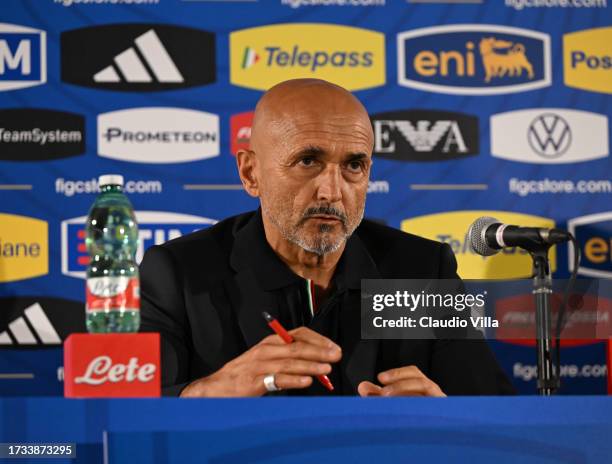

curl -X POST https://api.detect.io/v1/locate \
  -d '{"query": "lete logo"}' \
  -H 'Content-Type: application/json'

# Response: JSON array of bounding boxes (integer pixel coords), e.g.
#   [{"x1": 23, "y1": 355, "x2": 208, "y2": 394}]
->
[
  {"x1": 568, "y1": 212, "x2": 612, "y2": 278},
  {"x1": 97, "y1": 107, "x2": 219, "y2": 163},
  {"x1": 230, "y1": 23, "x2": 385, "y2": 91},
  {"x1": 61, "y1": 211, "x2": 217, "y2": 279},
  {"x1": 491, "y1": 109, "x2": 608, "y2": 164},
  {"x1": 74, "y1": 356, "x2": 156, "y2": 385},
  {"x1": 398, "y1": 24, "x2": 551, "y2": 95}
]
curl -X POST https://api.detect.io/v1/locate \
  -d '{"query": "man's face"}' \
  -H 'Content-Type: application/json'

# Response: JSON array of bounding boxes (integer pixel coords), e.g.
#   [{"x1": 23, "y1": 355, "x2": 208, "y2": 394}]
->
[{"x1": 256, "y1": 109, "x2": 373, "y2": 256}]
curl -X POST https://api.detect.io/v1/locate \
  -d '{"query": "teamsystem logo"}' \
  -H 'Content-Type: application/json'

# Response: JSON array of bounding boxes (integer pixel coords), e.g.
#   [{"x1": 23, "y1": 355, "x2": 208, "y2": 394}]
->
[
  {"x1": 97, "y1": 107, "x2": 219, "y2": 163},
  {"x1": 401, "y1": 211, "x2": 556, "y2": 279},
  {"x1": 230, "y1": 23, "x2": 385, "y2": 91},
  {"x1": 0, "y1": 108, "x2": 85, "y2": 161},
  {"x1": 568, "y1": 212, "x2": 612, "y2": 278},
  {"x1": 370, "y1": 110, "x2": 479, "y2": 161},
  {"x1": 397, "y1": 25, "x2": 551, "y2": 95},
  {"x1": 61, "y1": 24, "x2": 215, "y2": 91},
  {"x1": 61, "y1": 212, "x2": 217, "y2": 279},
  {"x1": 0, "y1": 297, "x2": 85, "y2": 345},
  {"x1": 491, "y1": 109, "x2": 608, "y2": 164},
  {"x1": 0, "y1": 23, "x2": 46, "y2": 91},
  {"x1": 564, "y1": 27, "x2": 612, "y2": 95}
]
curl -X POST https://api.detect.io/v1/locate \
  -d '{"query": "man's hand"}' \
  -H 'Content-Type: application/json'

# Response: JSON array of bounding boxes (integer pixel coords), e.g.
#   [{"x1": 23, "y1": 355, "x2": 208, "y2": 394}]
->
[
  {"x1": 357, "y1": 366, "x2": 446, "y2": 397},
  {"x1": 180, "y1": 327, "x2": 341, "y2": 397}
]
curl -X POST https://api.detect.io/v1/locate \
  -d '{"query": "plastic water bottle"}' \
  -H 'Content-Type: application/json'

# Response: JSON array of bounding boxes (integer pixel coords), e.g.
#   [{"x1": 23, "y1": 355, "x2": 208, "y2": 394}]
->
[{"x1": 85, "y1": 174, "x2": 140, "y2": 333}]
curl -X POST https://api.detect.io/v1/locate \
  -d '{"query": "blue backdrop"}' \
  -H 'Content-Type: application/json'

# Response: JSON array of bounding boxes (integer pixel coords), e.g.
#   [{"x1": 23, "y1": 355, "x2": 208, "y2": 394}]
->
[{"x1": 0, "y1": 0, "x2": 610, "y2": 395}]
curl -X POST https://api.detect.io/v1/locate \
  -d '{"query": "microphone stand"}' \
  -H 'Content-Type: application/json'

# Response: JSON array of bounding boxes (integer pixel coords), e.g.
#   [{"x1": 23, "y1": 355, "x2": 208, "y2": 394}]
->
[{"x1": 531, "y1": 247, "x2": 559, "y2": 395}]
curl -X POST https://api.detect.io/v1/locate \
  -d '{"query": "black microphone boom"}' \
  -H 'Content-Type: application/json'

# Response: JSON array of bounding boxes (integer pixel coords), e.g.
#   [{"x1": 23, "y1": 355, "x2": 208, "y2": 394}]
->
[{"x1": 467, "y1": 216, "x2": 571, "y2": 256}]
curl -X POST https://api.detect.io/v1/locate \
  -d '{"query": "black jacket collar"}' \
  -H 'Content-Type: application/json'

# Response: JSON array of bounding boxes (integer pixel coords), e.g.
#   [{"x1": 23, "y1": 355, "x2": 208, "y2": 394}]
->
[{"x1": 229, "y1": 209, "x2": 381, "y2": 291}]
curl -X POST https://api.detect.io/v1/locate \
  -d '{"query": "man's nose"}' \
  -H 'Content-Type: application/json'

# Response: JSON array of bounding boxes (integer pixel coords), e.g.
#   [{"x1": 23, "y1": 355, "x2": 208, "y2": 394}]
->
[{"x1": 316, "y1": 164, "x2": 342, "y2": 203}]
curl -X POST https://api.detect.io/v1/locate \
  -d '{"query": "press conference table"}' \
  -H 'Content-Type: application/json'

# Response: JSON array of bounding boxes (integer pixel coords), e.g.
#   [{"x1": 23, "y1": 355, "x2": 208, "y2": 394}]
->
[{"x1": 1, "y1": 397, "x2": 610, "y2": 463}]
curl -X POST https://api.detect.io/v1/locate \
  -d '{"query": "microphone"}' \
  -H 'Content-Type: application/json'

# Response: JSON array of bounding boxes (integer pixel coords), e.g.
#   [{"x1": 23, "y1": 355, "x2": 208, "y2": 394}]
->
[{"x1": 467, "y1": 216, "x2": 571, "y2": 256}]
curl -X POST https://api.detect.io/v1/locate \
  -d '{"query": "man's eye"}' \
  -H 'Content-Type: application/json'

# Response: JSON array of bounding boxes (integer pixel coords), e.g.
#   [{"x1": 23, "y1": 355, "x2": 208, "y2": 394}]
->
[
  {"x1": 347, "y1": 160, "x2": 363, "y2": 172},
  {"x1": 299, "y1": 157, "x2": 315, "y2": 166}
]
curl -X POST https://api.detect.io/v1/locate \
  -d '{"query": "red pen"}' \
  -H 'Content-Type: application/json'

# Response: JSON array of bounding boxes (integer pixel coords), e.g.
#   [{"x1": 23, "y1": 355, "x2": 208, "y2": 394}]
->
[{"x1": 262, "y1": 311, "x2": 334, "y2": 392}]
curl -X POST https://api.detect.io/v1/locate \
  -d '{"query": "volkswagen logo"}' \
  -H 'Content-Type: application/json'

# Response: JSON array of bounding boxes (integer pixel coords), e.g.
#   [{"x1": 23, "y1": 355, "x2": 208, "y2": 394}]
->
[{"x1": 527, "y1": 113, "x2": 572, "y2": 158}]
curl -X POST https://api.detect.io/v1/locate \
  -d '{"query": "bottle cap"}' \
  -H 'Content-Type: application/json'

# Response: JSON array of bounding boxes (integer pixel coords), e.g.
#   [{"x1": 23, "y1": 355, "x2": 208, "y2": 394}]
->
[{"x1": 98, "y1": 174, "x2": 124, "y2": 187}]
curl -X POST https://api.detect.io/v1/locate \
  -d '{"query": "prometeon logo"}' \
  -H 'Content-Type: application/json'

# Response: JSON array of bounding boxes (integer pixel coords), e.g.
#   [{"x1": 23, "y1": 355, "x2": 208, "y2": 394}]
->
[
  {"x1": 0, "y1": 23, "x2": 46, "y2": 91},
  {"x1": 0, "y1": 109, "x2": 85, "y2": 161},
  {"x1": 61, "y1": 24, "x2": 215, "y2": 91},
  {"x1": 0, "y1": 213, "x2": 48, "y2": 282},
  {"x1": 371, "y1": 110, "x2": 479, "y2": 161},
  {"x1": 61, "y1": 211, "x2": 217, "y2": 279},
  {"x1": 230, "y1": 111, "x2": 254, "y2": 155},
  {"x1": 568, "y1": 212, "x2": 612, "y2": 278},
  {"x1": 398, "y1": 25, "x2": 551, "y2": 95},
  {"x1": 0, "y1": 297, "x2": 84, "y2": 346},
  {"x1": 97, "y1": 107, "x2": 219, "y2": 163},
  {"x1": 564, "y1": 27, "x2": 612, "y2": 94},
  {"x1": 230, "y1": 23, "x2": 385, "y2": 91},
  {"x1": 491, "y1": 109, "x2": 608, "y2": 164},
  {"x1": 401, "y1": 211, "x2": 556, "y2": 279}
]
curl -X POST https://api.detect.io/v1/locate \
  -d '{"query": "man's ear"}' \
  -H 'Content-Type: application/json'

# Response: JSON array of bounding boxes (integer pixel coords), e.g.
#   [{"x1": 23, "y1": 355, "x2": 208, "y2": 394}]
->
[{"x1": 236, "y1": 149, "x2": 259, "y2": 198}]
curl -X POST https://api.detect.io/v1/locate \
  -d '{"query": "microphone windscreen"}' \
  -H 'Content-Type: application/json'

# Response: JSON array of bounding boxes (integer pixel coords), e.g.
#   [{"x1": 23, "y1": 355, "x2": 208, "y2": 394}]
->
[{"x1": 467, "y1": 216, "x2": 500, "y2": 256}]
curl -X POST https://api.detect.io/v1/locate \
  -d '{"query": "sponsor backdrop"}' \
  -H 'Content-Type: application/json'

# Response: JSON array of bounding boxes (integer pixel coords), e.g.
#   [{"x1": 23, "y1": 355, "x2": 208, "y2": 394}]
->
[{"x1": 0, "y1": 0, "x2": 610, "y2": 396}]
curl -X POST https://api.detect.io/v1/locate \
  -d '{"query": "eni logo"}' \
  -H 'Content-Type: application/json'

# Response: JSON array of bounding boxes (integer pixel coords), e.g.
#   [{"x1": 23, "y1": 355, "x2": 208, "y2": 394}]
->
[
  {"x1": 398, "y1": 24, "x2": 550, "y2": 95},
  {"x1": 230, "y1": 23, "x2": 385, "y2": 92},
  {"x1": 401, "y1": 211, "x2": 557, "y2": 279},
  {"x1": 564, "y1": 27, "x2": 612, "y2": 95},
  {"x1": 480, "y1": 37, "x2": 533, "y2": 83},
  {"x1": 0, "y1": 213, "x2": 48, "y2": 282}
]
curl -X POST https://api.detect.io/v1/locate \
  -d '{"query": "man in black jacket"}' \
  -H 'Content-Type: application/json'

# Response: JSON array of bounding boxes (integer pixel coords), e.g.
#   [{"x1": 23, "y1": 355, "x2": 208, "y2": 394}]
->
[{"x1": 140, "y1": 78, "x2": 514, "y2": 397}]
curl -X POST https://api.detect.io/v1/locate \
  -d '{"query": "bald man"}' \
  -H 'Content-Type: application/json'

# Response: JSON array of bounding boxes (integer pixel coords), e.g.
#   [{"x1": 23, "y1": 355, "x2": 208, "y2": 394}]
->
[{"x1": 140, "y1": 79, "x2": 514, "y2": 397}]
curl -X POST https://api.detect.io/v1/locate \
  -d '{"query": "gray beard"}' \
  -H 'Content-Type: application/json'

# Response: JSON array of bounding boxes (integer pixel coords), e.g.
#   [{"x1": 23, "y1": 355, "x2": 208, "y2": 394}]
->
[{"x1": 263, "y1": 204, "x2": 365, "y2": 256}]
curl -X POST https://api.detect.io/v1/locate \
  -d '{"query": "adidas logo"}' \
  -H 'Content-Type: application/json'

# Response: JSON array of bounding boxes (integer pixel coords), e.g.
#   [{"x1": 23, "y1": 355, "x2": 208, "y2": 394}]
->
[
  {"x1": 60, "y1": 24, "x2": 216, "y2": 91},
  {"x1": 242, "y1": 47, "x2": 259, "y2": 69},
  {"x1": 0, "y1": 302, "x2": 61, "y2": 345},
  {"x1": 94, "y1": 29, "x2": 183, "y2": 84}
]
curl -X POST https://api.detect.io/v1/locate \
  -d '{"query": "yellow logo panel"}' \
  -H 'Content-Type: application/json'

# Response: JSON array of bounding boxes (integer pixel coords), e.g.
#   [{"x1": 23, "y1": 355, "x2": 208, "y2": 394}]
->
[
  {"x1": 564, "y1": 27, "x2": 612, "y2": 94},
  {"x1": 401, "y1": 211, "x2": 557, "y2": 279},
  {"x1": 0, "y1": 213, "x2": 48, "y2": 282},
  {"x1": 230, "y1": 23, "x2": 385, "y2": 91}
]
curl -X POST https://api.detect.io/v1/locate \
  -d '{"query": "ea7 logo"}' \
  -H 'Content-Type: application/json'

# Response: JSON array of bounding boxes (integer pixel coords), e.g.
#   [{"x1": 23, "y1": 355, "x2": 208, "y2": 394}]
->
[
  {"x1": 397, "y1": 24, "x2": 551, "y2": 95},
  {"x1": 61, "y1": 24, "x2": 215, "y2": 91},
  {"x1": 491, "y1": 109, "x2": 608, "y2": 164},
  {"x1": 371, "y1": 110, "x2": 479, "y2": 161},
  {"x1": 61, "y1": 211, "x2": 217, "y2": 279},
  {"x1": 0, "y1": 23, "x2": 46, "y2": 91},
  {"x1": 568, "y1": 212, "x2": 612, "y2": 278}
]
